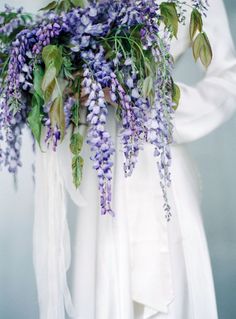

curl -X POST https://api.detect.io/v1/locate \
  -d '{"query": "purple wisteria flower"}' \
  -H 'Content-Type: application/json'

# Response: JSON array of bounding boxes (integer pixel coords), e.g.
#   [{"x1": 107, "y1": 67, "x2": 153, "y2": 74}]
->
[
  {"x1": 32, "y1": 15, "x2": 68, "y2": 55},
  {"x1": 83, "y1": 68, "x2": 115, "y2": 216},
  {"x1": 64, "y1": 97, "x2": 75, "y2": 128},
  {"x1": 0, "y1": 0, "x2": 211, "y2": 218},
  {"x1": 81, "y1": 46, "x2": 116, "y2": 215}
]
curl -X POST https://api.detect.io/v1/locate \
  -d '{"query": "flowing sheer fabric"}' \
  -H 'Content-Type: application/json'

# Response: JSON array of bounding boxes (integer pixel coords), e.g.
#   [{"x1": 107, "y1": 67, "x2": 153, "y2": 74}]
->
[
  {"x1": 32, "y1": 0, "x2": 236, "y2": 318},
  {"x1": 34, "y1": 145, "x2": 76, "y2": 319}
]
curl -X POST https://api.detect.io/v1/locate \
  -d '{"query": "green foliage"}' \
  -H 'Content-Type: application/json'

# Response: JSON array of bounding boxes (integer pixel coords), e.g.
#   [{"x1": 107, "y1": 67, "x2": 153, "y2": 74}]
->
[
  {"x1": 72, "y1": 155, "x2": 84, "y2": 188},
  {"x1": 0, "y1": 12, "x2": 18, "y2": 23},
  {"x1": 160, "y1": 2, "x2": 179, "y2": 38},
  {"x1": 41, "y1": 45, "x2": 67, "y2": 140},
  {"x1": 41, "y1": 45, "x2": 63, "y2": 101},
  {"x1": 190, "y1": 9, "x2": 203, "y2": 40},
  {"x1": 115, "y1": 105, "x2": 122, "y2": 122},
  {"x1": 70, "y1": 131, "x2": 83, "y2": 155},
  {"x1": 70, "y1": 132, "x2": 84, "y2": 188},
  {"x1": 0, "y1": 11, "x2": 32, "y2": 44},
  {"x1": 172, "y1": 82, "x2": 180, "y2": 110},
  {"x1": 71, "y1": 102, "x2": 80, "y2": 126},
  {"x1": 57, "y1": 0, "x2": 72, "y2": 13},
  {"x1": 70, "y1": 75, "x2": 82, "y2": 126},
  {"x1": 28, "y1": 94, "x2": 43, "y2": 147},
  {"x1": 62, "y1": 55, "x2": 74, "y2": 80},
  {"x1": 200, "y1": 32, "x2": 212, "y2": 68},
  {"x1": 39, "y1": 0, "x2": 85, "y2": 12},
  {"x1": 70, "y1": 0, "x2": 85, "y2": 7},
  {"x1": 20, "y1": 14, "x2": 33, "y2": 24},
  {"x1": 192, "y1": 32, "x2": 212, "y2": 68},
  {"x1": 41, "y1": 66, "x2": 57, "y2": 94},
  {"x1": 103, "y1": 25, "x2": 157, "y2": 104},
  {"x1": 0, "y1": 55, "x2": 9, "y2": 81},
  {"x1": 39, "y1": 1, "x2": 58, "y2": 11},
  {"x1": 27, "y1": 66, "x2": 45, "y2": 146},
  {"x1": 33, "y1": 65, "x2": 44, "y2": 98},
  {"x1": 189, "y1": 8, "x2": 212, "y2": 68},
  {"x1": 42, "y1": 45, "x2": 63, "y2": 74},
  {"x1": 50, "y1": 95, "x2": 66, "y2": 139},
  {"x1": 142, "y1": 76, "x2": 154, "y2": 99}
]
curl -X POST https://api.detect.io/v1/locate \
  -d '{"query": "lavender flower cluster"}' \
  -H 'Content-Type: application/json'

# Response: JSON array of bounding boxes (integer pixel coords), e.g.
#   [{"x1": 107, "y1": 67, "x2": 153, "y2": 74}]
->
[
  {"x1": 0, "y1": 5, "x2": 24, "y2": 36},
  {"x1": 0, "y1": 9, "x2": 68, "y2": 173},
  {"x1": 0, "y1": 0, "x2": 210, "y2": 218}
]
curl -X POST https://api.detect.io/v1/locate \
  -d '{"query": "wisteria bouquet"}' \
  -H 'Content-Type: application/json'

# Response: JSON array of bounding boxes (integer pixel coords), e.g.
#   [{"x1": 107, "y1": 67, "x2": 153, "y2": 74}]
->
[{"x1": 0, "y1": 0, "x2": 212, "y2": 218}]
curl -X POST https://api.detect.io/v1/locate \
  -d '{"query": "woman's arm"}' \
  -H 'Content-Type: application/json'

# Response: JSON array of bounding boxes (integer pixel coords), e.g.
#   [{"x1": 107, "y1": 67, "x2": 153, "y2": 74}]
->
[{"x1": 173, "y1": 0, "x2": 236, "y2": 144}]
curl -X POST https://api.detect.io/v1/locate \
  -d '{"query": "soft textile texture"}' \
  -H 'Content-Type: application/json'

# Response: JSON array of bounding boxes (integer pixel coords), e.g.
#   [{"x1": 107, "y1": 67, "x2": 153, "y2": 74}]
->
[{"x1": 34, "y1": 145, "x2": 76, "y2": 319}]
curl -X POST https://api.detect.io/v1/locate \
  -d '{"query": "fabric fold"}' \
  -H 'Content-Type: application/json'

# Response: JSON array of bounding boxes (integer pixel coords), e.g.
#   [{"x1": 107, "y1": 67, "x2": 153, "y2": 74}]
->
[
  {"x1": 33, "y1": 145, "x2": 76, "y2": 319},
  {"x1": 123, "y1": 143, "x2": 174, "y2": 317}
]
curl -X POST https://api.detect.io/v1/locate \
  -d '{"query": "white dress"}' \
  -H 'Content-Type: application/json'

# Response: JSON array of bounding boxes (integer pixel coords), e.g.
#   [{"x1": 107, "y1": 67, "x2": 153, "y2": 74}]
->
[{"x1": 31, "y1": 1, "x2": 236, "y2": 319}]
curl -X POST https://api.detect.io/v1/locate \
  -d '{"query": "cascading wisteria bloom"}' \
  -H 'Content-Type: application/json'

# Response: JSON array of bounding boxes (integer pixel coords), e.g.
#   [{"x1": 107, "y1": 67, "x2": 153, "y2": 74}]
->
[
  {"x1": 0, "y1": 4, "x2": 33, "y2": 37},
  {"x1": 82, "y1": 67, "x2": 115, "y2": 215},
  {"x1": 81, "y1": 47, "x2": 116, "y2": 215},
  {"x1": 0, "y1": 12, "x2": 68, "y2": 172},
  {"x1": 32, "y1": 15, "x2": 68, "y2": 55},
  {"x1": 0, "y1": 0, "x2": 212, "y2": 218},
  {"x1": 111, "y1": 74, "x2": 147, "y2": 177},
  {"x1": 0, "y1": 17, "x2": 22, "y2": 37},
  {"x1": 148, "y1": 47, "x2": 174, "y2": 220},
  {"x1": 0, "y1": 28, "x2": 36, "y2": 173},
  {"x1": 64, "y1": 97, "x2": 75, "y2": 128},
  {"x1": 0, "y1": 95, "x2": 27, "y2": 173}
]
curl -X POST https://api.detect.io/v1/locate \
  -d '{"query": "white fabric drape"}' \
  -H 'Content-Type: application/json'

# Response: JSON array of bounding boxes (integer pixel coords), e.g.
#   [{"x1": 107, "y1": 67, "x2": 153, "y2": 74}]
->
[
  {"x1": 32, "y1": 0, "x2": 236, "y2": 319},
  {"x1": 33, "y1": 144, "x2": 76, "y2": 319}
]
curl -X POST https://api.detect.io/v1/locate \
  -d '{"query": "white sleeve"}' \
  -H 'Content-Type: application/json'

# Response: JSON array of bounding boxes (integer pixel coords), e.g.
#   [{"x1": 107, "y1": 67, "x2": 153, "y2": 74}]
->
[{"x1": 173, "y1": 0, "x2": 236, "y2": 144}]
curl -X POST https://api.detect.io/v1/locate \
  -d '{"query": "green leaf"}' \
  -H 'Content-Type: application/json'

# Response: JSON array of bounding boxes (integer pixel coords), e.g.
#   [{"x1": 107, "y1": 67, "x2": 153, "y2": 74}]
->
[
  {"x1": 57, "y1": 1, "x2": 65, "y2": 12},
  {"x1": 190, "y1": 9, "x2": 203, "y2": 40},
  {"x1": 49, "y1": 96, "x2": 66, "y2": 140},
  {"x1": 192, "y1": 32, "x2": 212, "y2": 68},
  {"x1": 28, "y1": 68, "x2": 45, "y2": 145},
  {"x1": 27, "y1": 94, "x2": 43, "y2": 146},
  {"x1": 41, "y1": 66, "x2": 57, "y2": 93},
  {"x1": 160, "y1": 2, "x2": 179, "y2": 38},
  {"x1": 52, "y1": 78, "x2": 68, "y2": 100},
  {"x1": 115, "y1": 105, "x2": 122, "y2": 122},
  {"x1": 71, "y1": 102, "x2": 80, "y2": 126},
  {"x1": 0, "y1": 56, "x2": 10, "y2": 80},
  {"x1": 70, "y1": 132, "x2": 83, "y2": 155},
  {"x1": 33, "y1": 65, "x2": 44, "y2": 99},
  {"x1": 42, "y1": 45, "x2": 63, "y2": 74},
  {"x1": 44, "y1": 81, "x2": 57, "y2": 103},
  {"x1": 62, "y1": 56, "x2": 74, "y2": 80},
  {"x1": 172, "y1": 83, "x2": 181, "y2": 110},
  {"x1": 116, "y1": 71, "x2": 125, "y2": 87},
  {"x1": 142, "y1": 76, "x2": 153, "y2": 99},
  {"x1": 39, "y1": 1, "x2": 57, "y2": 11},
  {"x1": 72, "y1": 155, "x2": 84, "y2": 188},
  {"x1": 144, "y1": 59, "x2": 153, "y2": 75},
  {"x1": 192, "y1": 32, "x2": 203, "y2": 61},
  {"x1": 20, "y1": 14, "x2": 33, "y2": 24},
  {"x1": 57, "y1": 0, "x2": 72, "y2": 12},
  {"x1": 41, "y1": 46, "x2": 65, "y2": 103},
  {"x1": 70, "y1": 0, "x2": 85, "y2": 7},
  {"x1": 200, "y1": 32, "x2": 213, "y2": 68}
]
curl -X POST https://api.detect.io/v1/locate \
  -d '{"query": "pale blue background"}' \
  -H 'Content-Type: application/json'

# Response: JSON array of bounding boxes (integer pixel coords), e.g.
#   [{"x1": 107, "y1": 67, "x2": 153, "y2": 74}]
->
[{"x1": 0, "y1": 1, "x2": 235, "y2": 318}]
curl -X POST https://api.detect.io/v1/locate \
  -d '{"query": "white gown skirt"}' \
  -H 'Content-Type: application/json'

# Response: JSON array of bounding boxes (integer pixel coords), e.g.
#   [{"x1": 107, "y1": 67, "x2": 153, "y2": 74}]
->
[{"x1": 57, "y1": 107, "x2": 219, "y2": 319}]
